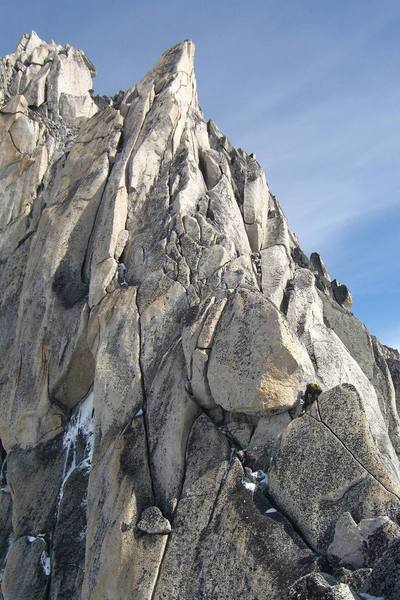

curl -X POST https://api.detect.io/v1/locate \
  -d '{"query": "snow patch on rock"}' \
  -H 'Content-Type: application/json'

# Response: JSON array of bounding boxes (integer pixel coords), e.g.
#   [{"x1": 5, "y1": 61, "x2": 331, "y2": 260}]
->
[
  {"x1": 27, "y1": 534, "x2": 45, "y2": 543},
  {"x1": 58, "y1": 389, "x2": 94, "y2": 506},
  {"x1": 40, "y1": 550, "x2": 51, "y2": 576},
  {"x1": 242, "y1": 469, "x2": 268, "y2": 493}
]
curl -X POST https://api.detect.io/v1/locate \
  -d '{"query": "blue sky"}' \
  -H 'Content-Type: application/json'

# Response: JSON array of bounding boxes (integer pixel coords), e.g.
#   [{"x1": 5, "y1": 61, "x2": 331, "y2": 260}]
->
[{"x1": 1, "y1": 1, "x2": 399, "y2": 348}]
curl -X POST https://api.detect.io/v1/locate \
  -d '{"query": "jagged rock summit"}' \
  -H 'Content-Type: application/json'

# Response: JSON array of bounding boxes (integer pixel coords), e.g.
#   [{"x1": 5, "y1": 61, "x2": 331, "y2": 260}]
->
[{"x1": 0, "y1": 31, "x2": 400, "y2": 600}]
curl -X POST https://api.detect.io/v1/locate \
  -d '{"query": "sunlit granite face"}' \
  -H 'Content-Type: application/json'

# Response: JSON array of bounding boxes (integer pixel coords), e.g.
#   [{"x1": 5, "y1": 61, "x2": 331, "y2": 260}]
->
[{"x1": 0, "y1": 31, "x2": 399, "y2": 600}]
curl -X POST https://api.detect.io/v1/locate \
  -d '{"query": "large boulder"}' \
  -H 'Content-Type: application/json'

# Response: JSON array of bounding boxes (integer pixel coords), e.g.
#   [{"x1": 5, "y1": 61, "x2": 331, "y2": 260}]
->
[
  {"x1": 137, "y1": 506, "x2": 172, "y2": 535},
  {"x1": 269, "y1": 384, "x2": 400, "y2": 553},
  {"x1": 328, "y1": 512, "x2": 400, "y2": 568},
  {"x1": 207, "y1": 288, "x2": 314, "y2": 413},
  {"x1": 288, "y1": 572, "x2": 359, "y2": 600}
]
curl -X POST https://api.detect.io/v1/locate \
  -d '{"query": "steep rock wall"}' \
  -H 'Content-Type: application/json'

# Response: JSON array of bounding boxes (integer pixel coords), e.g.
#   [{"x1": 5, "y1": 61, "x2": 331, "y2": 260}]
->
[{"x1": 0, "y1": 32, "x2": 399, "y2": 600}]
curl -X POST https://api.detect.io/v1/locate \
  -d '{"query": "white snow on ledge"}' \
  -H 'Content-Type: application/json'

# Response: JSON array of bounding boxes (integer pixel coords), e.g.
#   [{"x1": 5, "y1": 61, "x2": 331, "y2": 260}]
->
[
  {"x1": 63, "y1": 389, "x2": 94, "y2": 452},
  {"x1": 241, "y1": 470, "x2": 268, "y2": 493},
  {"x1": 359, "y1": 594, "x2": 385, "y2": 600},
  {"x1": 58, "y1": 390, "x2": 94, "y2": 507},
  {"x1": 40, "y1": 551, "x2": 51, "y2": 576},
  {"x1": 242, "y1": 480, "x2": 257, "y2": 493},
  {"x1": 27, "y1": 534, "x2": 45, "y2": 543}
]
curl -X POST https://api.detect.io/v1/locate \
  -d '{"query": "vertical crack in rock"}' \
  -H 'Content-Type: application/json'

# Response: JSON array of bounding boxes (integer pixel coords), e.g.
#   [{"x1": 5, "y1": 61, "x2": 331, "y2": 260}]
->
[
  {"x1": 80, "y1": 153, "x2": 115, "y2": 285},
  {"x1": 149, "y1": 414, "x2": 194, "y2": 600},
  {"x1": 205, "y1": 447, "x2": 236, "y2": 530},
  {"x1": 134, "y1": 292, "x2": 156, "y2": 503},
  {"x1": 313, "y1": 403, "x2": 400, "y2": 501}
]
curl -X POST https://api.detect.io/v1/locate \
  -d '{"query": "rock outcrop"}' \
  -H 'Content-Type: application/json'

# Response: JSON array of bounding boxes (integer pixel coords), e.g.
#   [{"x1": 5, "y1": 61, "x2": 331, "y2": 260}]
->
[{"x1": 0, "y1": 31, "x2": 399, "y2": 599}]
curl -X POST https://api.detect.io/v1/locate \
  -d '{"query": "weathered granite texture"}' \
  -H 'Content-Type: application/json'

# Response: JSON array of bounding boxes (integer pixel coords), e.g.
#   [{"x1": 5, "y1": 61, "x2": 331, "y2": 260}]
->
[{"x1": 0, "y1": 32, "x2": 399, "y2": 599}]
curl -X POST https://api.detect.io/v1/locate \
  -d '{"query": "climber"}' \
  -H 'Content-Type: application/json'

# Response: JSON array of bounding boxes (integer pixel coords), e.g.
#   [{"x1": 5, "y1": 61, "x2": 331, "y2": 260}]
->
[
  {"x1": 303, "y1": 382, "x2": 322, "y2": 409},
  {"x1": 290, "y1": 383, "x2": 322, "y2": 418}
]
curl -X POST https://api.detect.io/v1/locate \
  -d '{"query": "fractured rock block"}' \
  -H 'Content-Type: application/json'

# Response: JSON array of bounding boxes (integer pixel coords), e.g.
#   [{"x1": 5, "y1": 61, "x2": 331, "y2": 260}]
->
[
  {"x1": 207, "y1": 288, "x2": 314, "y2": 413},
  {"x1": 137, "y1": 506, "x2": 172, "y2": 535},
  {"x1": 326, "y1": 512, "x2": 400, "y2": 569},
  {"x1": 288, "y1": 572, "x2": 359, "y2": 600},
  {"x1": 332, "y1": 279, "x2": 353, "y2": 310},
  {"x1": 269, "y1": 385, "x2": 400, "y2": 553}
]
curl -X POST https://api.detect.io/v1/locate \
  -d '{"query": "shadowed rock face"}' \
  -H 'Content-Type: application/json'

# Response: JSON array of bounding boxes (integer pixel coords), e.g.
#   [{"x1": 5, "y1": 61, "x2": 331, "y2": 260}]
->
[{"x1": 0, "y1": 31, "x2": 399, "y2": 600}]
